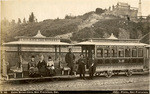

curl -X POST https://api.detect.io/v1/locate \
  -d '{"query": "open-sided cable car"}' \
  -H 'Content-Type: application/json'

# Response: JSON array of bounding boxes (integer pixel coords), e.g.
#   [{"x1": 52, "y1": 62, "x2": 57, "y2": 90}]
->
[{"x1": 1, "y1": 30, "x2": 74, "y2": 81}]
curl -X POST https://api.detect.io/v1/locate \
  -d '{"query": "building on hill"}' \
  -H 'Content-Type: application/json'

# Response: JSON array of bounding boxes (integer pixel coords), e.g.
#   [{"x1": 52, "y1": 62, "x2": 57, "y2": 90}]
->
[
  {"x1": 112, "y1": 2, "x2": 138, "y2": 19},
  {"x1": 103, "y1": 2, "x2": 138, "y2": 20}
]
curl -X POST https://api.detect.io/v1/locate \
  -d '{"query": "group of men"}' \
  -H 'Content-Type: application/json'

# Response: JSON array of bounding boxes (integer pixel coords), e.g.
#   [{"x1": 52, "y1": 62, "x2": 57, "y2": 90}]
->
[
  {"x1": 65, "y1": 48, "x2": 96, "y2": 79},
  {"x1": 28, "y1": 48, "x2": 96, "y2": 79}
]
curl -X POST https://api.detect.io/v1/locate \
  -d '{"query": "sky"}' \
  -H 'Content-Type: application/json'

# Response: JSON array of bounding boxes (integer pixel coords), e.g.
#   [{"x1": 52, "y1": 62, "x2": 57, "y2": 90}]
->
[{"x1": 1, "y1": 0, "x2": 150, "y2": 22}]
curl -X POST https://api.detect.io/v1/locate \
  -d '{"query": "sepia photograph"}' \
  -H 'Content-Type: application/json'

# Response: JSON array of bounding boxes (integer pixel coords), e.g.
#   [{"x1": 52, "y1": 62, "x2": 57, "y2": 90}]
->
[{"x1": 0, "y1": 0, "x2": 150, "y2": 94}]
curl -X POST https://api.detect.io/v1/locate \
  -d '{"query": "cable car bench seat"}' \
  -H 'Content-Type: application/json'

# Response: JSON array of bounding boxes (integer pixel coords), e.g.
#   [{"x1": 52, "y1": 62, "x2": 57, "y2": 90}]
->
[
  {"x1": 61, "y1": 63, "x2": 70, "y2": 75},
  {"x1": 22, "y1": 63, "x2": 29, "y2": 77},
  {"x1": 7, "y1": 66, "x2": 23, "y2": 79}
]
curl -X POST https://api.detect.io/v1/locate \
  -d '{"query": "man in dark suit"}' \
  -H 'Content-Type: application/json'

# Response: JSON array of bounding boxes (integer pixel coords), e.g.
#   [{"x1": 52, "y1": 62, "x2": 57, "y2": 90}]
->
[
  {"x1": 37, "y1": 55, "x2": 47, "y2": 77},
  {"x1": 89, "y1": 54, "x2": 97, "y2": 79},
  {"x1": 65, "y1": 48, "x2": 75, "y2": 75}
]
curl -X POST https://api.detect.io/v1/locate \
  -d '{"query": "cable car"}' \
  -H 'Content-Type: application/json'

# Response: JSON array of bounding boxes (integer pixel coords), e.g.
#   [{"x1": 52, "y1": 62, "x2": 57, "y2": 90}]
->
[
  {"x1": 1, "y1": 31, "x2": 149, "y2": 81},
  {"x1": 1, "y1": 30, "x2": 74, "y2": 81},
  {"x1": 76, "y1": 33, "x2": 148, "y2": 78}
]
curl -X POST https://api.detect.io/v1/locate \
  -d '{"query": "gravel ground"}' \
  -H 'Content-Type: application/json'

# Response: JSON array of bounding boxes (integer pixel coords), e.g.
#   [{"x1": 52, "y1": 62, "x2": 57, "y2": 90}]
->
[{"x1": 0, "y1": 74, "x2": 149, "y2": 91}]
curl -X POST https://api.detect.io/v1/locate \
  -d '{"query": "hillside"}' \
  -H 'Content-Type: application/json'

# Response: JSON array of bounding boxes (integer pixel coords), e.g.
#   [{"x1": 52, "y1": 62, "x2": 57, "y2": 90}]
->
[
  {"x1": 71, "y1": 18, "x2": 148, "y2": 41},
  {"x1": 1, "y1": 11, "x2": 150, "y2": 42},
  {"x1": 2, "y1": 18, "x2": 82, "y2": 42}
]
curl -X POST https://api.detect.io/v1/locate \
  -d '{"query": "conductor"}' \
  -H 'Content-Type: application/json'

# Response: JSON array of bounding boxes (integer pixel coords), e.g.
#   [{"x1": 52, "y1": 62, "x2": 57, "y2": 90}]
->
[{"x1": 65, "y1": 48, "x2": 75, "y2": 75}]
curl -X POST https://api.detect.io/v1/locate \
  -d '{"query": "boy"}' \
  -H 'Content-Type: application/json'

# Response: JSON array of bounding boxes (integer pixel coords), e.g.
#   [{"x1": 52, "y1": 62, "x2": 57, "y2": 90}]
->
[{"x1": 77, "y1": 54, "x2": 86, "y2": 80}]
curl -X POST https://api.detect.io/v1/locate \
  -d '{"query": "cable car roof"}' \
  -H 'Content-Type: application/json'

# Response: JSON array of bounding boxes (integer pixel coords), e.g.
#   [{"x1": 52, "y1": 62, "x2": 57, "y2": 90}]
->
[
  {"x1": 3, "y1": 41, "x2": 70, "y2": 46},
  {"x1": 76, "y1": 33, "x2": 147, "y2": 46},
  {"x1": 146, "y1": 45, "x2": 150, "y2": 47},
  {"x1": 76, "y1": 41, "x2": 147, "y2": 46},
  {"x1": 3, "y1": 30, "x2": 71, "y2": 46}
]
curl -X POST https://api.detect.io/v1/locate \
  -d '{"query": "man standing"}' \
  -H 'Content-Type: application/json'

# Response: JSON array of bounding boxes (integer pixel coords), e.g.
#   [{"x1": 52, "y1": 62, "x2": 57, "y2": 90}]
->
[
  {"x1": 77, "y1": 54, "x2": 86, "y2": 80},
  {"x1": 65, "y1": 48, "x2": 75, "y2": 75},
  {"x1": 89, "y1": 55, "x2": 97, "y2": 79}
]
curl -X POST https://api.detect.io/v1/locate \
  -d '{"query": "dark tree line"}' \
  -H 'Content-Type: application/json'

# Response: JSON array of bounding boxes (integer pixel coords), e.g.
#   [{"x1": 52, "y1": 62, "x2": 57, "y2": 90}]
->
[
  {"x1": 29, "y1": 12, "x2": 37, "y2": 23},
  {"x1": 1, "y1": 12, "x2": 37, "y2": 27},
  {"x1": 95, "y1": 8, "x2": 106, "y2": 14}
]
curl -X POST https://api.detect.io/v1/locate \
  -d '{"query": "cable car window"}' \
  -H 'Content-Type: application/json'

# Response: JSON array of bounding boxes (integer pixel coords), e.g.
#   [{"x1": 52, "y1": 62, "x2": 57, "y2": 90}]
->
[
  {"x1": 147, "y1": 49, "x2": 149, "y2": 58},
  {"x1": 104, "y1": 49, "x2": 110, "y2": 57},
  {"x1": 125, "y1": 48, "x2": 131, "y2": 57},
  {"x1": 118, "y1": 48, "x2": 124, "y2": 57},
  {"x1": 82, "y1": 49, "x2": 86, "y2": 58},
  {"x1": 112, "y1": 48, "x2": 117, "y2": 57},
  {"x1": 87, "y1": 50, "x2": 89, "y2": 57},
  {"x1": 97, "y1": 48, "x2": 103, "y2": 57},
  {"x1": 132, "y1": 48, "x2": 137, "y2": 57},
  {"x1": 138, "y1": 48, "x2": 143, "y2": 57}
]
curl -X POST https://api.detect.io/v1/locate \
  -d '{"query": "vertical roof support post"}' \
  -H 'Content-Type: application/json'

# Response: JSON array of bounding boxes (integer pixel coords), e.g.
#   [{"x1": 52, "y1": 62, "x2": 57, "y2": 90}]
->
[
  {"x1": 94, "y1": 45, "x2": 97, "y2": 58},
  {"x1": 116, "y1": 46, "x2": 118, "y2": 58},
  {"x1": 110, "y1": 46, "x2": 112, "y2": 64},
  {"x1": 129, "y1": 47, "x2": 131, "y2": 58},
  {"x1": 55, "y1": 45, "x2": 57, "y2": 60},
  {"x1": 148, "y1": 48, "x2": 150, "y2": 64},
  {"x1": 81, "y1": 46, "x2": 83, "y2": 54},
  {"x1": 102, "y1": 47, "x2": 104, "y2": 59},
  {"x1": 1, "y1": 45, "x2": 6, "y2": 78},
  {"x1": 85, "y1": 47, "x2": 87, "y2": 59},
  {"x1": 89, "y1": 46, "x2": 92, "y2": 59},
  {"x1": 17, "y1": 45, "x2": 22, "y2": 68},
  {"x1": 58, "y1": 45, "x2": 61, "y2": 68},
  {"x1": 136, "y1": 47, "x2": 138, "y2": 58},
  {"x1": 124, "y1": 46, "x2": 126, "y2": 58}
]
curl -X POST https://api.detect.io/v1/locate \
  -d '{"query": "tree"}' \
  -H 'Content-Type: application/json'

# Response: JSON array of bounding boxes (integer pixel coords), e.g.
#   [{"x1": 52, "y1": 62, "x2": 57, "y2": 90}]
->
[
  {"x1": 118, "y1": 28, "x2": 130, "y2": 39},
  {"x1": 1, "y1": 18, "x2": 10, "y2": 26},
  {"x1": 95, "y1": 8, "x2": 105, "y2": 14},
  {"x1": 103, "y1": 32, "x2": 110, "y2": 38},
  {"x1": 65, "y1": 15, "x2": 70, "y2": 19},
  {"x1": 137, "y1": 30, "x2": 142, "y2": 39},
  {"x1": 11, "y1": 19, "x2": 16, "y2": 26},
  {"x1": 29, "y1": 12, "x2": 35, "y2": 23},
  {"x1": 18, "y1": 18, "x2": 21, "y2": 24},
  {"x1": 146, "y1": 15, "x2": 150, "y2": 20},
  {"x1": 23, "y1": 18, "x2": 26, "y2": 24},
  {"x1": 35, "y1": 18, "x2": 38, "y2": 22}
]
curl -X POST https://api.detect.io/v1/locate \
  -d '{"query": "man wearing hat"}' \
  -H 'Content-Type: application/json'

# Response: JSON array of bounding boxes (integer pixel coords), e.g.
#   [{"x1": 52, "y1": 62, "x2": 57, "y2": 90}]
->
[
  {"x1": 37, "y1": 55, "x2": 47, "y2": 77},
  {"x1": 89, "y1": 54, "x2": 97, "y2": 79},
  {"x1": 65, "y1": 48, "x2": 75, "y2": 75}
]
